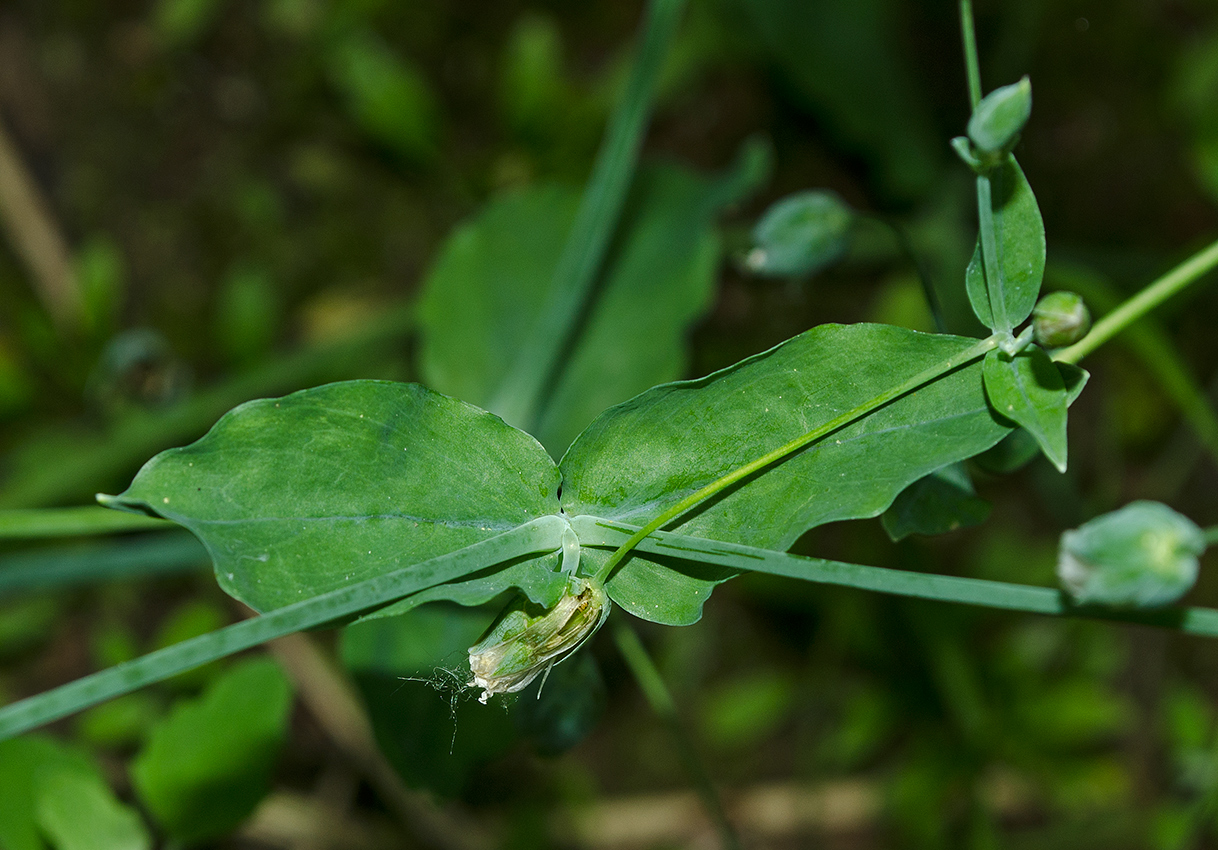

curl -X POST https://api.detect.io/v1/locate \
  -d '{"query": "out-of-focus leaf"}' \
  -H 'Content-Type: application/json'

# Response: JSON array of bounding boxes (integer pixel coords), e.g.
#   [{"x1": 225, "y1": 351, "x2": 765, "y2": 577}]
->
[
  {"x1": 419, "y1": 158, "x2": 756, "y2": 455},
  {"x1": 131, "y1": 658, "x2": 293, "y2": 843},
  {"x1": 326, "y1": 29, "x2": 440, "y2": 163},
  {"x1": 561, "y1": 324, "x2": 1011, "y2": 625},
  {"x1": 743, "y1": 190, "x2": 854, "y2": 278},
  {"x1": 0, "y1": 736, "x2": 128, "y2": 850},
  {"x1": 500, "y1": 14, "x2": 569, "y2": 140},
  {"x1": 101, "y1": 380, "x2": 562, "y2": 614},
  {"x1": 721, "y1": 0, "x2": 940, "y2": 201},
  {"x1": 216, "y1": 266, "x2": 279, "y2": 367},
  {"x1": 881, "y1": 462, "x2": 990, "y2": 541},
  {"x1": 154, "y1": 0, "x2": 227, "y2": 45},
  {"x1": 35, "y1": 767, "x2": 150, "y2": 850},
  {"x1": 1058, "y1": 501, "x2": 1206, "y2": 609},
  {"x1": 75, "y1": 236, "x2": 125, "y2": 339},
  {"x1": 700, "y1": 669, "x2": 794, "y2": 749}
]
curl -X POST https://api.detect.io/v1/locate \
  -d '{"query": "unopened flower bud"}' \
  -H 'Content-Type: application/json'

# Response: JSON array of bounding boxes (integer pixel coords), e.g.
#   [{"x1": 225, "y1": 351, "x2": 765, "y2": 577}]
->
[
  {"x1": 468, "y1": 577, "x2": 610, "y2": 704},
  {"x1": 1058, "y1": 501, "x2": 1206, "y2": 608},
  {"x1": 1033, "y1": 290, "x2": 1091, "y2": 348}
]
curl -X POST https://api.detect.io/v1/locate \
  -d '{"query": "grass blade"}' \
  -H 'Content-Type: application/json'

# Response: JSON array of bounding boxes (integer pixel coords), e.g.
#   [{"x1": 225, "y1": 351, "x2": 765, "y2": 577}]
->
[
  {"x1": 571, "y1": 516, "x2": 1218, "y2": 638},
  {"x1": 489, "y1": 0, "x2": 688, "y2": 430},
  {"x1": 0, "y1": 507, "x2": 170, "y2": 539},
  {"x1": 0, "y1": 531, "x2": 206, "y2": 598},
  {"x1": 0, "y1": 516, "x2": 566, "y2": 740}
]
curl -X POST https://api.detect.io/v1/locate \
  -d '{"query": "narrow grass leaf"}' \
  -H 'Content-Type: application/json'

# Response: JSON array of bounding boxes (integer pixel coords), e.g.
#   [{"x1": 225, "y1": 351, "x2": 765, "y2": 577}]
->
[{"x1": 0, "y1": 517, "x2": 567, "y2": 740}]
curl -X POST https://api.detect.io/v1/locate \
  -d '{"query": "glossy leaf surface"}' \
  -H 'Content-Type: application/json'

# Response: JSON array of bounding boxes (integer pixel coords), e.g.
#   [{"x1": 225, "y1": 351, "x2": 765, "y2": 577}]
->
[
  {"x1": 102, "y1": 380, "x2": 561, "y2": 613},
  {"x1": 982, "y1": 346, "x2": 1069, "y2": 472},
  {"x1": 965, "y1": 157, "x2": 1046, "y2": 331},
  {"x1": 561, "y1": 323, "x2": 1013, "y2": 624}
]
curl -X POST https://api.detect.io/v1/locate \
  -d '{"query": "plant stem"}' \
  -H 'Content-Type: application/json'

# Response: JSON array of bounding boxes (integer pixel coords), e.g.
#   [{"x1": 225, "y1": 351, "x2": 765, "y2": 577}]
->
[
  {"x1": 612, "y1": 621, "x2": 741, "y2": 850},
  {"x1": 1054, "y1": 238, "x2": 1218, "y2": 365},
  {"x1": 489, "y1": 0, "x2": 687, "y2": 432},
  {"x1": 959, "y1": 0, "x2": 983, "y2": 109},
  {"x1": 592, "y1": 334, "x2": 1002, "y2": 584},
  {"x1": 0, "y1": 506, "x2": 169, "y2": 539}
]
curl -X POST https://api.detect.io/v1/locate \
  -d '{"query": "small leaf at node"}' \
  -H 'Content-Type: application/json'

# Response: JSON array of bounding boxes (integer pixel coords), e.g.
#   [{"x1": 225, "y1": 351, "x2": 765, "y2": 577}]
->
[
  {"x1": 982, "y1": 346, "x2": 1069, "y2": 472},
  {"x1": 1058, "y1": 501, "x2": 1207, "y2": 608},
  {"x1": 881, "y1": 462, "x2": 991, "y2": 541}
]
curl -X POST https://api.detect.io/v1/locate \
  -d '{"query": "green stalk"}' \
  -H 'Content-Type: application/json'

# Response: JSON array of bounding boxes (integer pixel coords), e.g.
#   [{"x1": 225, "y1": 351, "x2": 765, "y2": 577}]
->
[
  {"x1": 0, "y1": 517, "x2": 566, "y2": 740},
  {"x1": 0, "y1": 506, "x2": 168, "y2": 539},
  {"x1": 959, "y1": 0, "x2": 983, "y2": 109},
  {"x1": 574, "y1": 518, "x2": 1218, "y2": 640},
  {"x1": 1054, "y1": 238, "x2": 1218, "y2": 364},
  {"x1": 489, "y1": 0, "x2": 687, "y2": 431},
  {"x1": 612, "y1": 622, "x2": 741, "y2": 850},
  {"x1": 592, "y1": 334, "x2": 1002, "y2": 584}
]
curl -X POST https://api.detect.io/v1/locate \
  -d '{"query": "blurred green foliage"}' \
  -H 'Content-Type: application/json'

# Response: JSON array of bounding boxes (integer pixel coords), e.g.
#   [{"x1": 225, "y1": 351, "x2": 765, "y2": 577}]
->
[{"x1": 0, "y1": 0, "x2": 1215, "y2": 847}]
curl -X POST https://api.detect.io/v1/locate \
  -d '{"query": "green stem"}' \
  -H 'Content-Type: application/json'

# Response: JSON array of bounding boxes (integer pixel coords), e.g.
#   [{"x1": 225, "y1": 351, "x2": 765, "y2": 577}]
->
[
  {"x1": 0, "y1": 506, "x2": 169, "y2": 539},
  {"x1": 612, "y1": 622, "x2": 741, "y2": 850},
  {"x1": 1054, "y1": 238, "x2": 1218, "y2": 365},
  {"x1": 1046, "y1": 262, "x2": 1218, "y2": 470},
  {"x1": 959, "y1": 0, "x2": 983, "y2": 109},
  {"x1": 975, "y1": 172, "x2": 1010, "y2": 334},
  {"x1": 0, "y1": 517, "x2": 566, "y2": 740},
  {"x1": 488, "y1": 0, "x2": 687, "y2": 432},
  {"x1": 592, "y1": 333, "x2": 1002, "y2": 584}
]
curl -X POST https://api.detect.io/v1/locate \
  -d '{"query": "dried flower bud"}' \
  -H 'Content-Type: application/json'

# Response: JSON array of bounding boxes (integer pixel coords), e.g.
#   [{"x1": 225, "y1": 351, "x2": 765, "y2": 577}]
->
[
  {"x1": 1033, "y1": 291, "x2": 1091, "y2": 348},
  {"x1": 468, "y1": 577, "x2": 610, "y2": 704}
]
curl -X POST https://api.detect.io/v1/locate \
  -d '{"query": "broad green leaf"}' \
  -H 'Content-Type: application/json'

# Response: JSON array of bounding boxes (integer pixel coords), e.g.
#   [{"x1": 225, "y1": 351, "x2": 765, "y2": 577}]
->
[
  {"x1": 560, "y1": 324, "x2": 1013, "y2": 624},
  {"x1": 982, "y1": 346, "x2": 1069, "y2": 473},
  {"x1": 131, "y1": 658, "x2": 292, "y2": 843},
  {"x1": 1058, "y1": 501, "x2": 1207, "y2": 609},
  {"x1": 101, "y1": 380, "x2": 561, "y2": 613},
  {"x1": 744, "y1": 189, "x2": 854, "y2": 278},
  {"x1": 418, "y1": 160, "x2": 749, "y2": 455},
  {"x1": 965, "y1": 157, "x2": 1045, "y2": 331},
  {"x1": 967, "y1": 77, "x2": 1032, "y2": 155},
  {"x1": 35, "y1": 767, "x2": 150, "y2": 850},
  {"x1": 0, "y1": 736, "x2": 99, "y2": 850},
  {"x1": 880, "y1": 462, "x2": 990, "y2": 541}
]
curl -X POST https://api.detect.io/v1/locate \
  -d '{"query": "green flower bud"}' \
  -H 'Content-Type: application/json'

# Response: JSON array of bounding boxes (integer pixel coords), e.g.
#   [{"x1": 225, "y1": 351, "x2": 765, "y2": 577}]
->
[
  {"x1": 1058, "y1": 501, "x2": 1207, "y2": 609},
  {"x1": 744, "y1": 190, "x2": 854, "y2": 278},
  {"x1": 1033, "y1": 291, "x2": 1091, "y2": 348},
  {"x1": 968, "y1": 76, "x2": 1032, "y2": 155},
  {"x1": 468, "y1": 577, "x2": 610, "y2": 704}
]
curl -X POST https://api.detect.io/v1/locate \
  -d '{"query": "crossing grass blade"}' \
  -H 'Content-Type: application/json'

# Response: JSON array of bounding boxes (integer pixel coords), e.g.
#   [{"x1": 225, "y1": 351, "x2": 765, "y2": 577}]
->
[
  {"x1": 570, "y1": 516, "x2": 1218, "y2": 637},
  {"x1": 488, "y1": 0, "x2": 688, "y2": 431},
  {"x1": 0, "y1": 516, "x2": 567, "y2": 740},
  {"x1": 0, "y1": 507, "x2": 170, "y2": 539}
]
